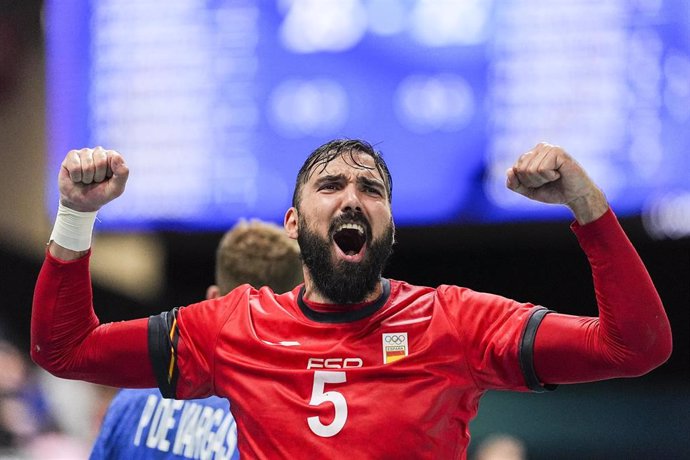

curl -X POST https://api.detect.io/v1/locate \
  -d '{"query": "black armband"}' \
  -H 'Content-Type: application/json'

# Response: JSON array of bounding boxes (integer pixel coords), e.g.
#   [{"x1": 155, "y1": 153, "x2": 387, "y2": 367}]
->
[
  {"x1": 519, "y1": 307, "x2": 557, "y2": 393},
  {"x1": 148, "y1": 308, "x2": 181, "y2": 398}
]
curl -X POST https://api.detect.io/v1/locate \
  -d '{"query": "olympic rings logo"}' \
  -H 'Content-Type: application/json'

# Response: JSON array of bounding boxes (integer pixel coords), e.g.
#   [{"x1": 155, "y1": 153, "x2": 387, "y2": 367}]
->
[{"x1": 384, "y1": 334, "x2": 406, "y2": 344}]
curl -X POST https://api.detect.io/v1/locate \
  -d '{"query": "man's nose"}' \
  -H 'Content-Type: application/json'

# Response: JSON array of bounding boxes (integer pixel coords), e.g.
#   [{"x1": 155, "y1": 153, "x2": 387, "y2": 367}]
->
[{"x1": 341, "y1": 184, "x2": 363, "y2": 213}]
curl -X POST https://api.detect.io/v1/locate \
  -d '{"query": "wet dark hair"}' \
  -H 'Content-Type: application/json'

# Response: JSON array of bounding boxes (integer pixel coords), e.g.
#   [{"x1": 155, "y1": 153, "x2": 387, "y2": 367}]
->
[{"x1": 292, "y1": 139, "x2": 393, "y2": 208}]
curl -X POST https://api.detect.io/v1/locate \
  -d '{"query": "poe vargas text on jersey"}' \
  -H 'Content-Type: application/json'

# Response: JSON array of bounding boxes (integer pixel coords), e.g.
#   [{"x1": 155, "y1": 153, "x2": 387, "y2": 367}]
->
[{"x1": 133, "y1": 393, "x2": 237, "y2": 459}]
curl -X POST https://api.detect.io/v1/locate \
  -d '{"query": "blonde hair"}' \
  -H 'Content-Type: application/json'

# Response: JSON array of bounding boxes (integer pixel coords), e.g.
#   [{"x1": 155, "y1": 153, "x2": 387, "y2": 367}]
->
[{"x1": 215, "y1": 219, "x2": 302, "y2": 294}]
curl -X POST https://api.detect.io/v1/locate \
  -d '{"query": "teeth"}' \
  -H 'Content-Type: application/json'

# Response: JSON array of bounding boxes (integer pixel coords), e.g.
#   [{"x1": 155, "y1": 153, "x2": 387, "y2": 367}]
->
[{"x1": 337, "y1": 223, "x2": 365, "y2": 234}]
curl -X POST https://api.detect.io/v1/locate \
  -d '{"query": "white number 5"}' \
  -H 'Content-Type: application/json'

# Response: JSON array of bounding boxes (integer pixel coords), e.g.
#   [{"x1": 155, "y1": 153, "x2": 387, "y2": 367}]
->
[{"x1": 307, "y1": 371, "x2": 348, "y2": 437}]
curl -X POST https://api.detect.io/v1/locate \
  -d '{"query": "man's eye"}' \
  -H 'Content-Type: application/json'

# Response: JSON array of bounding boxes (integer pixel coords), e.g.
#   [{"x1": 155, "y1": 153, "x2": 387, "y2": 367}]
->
[
  {"x1": 320, "y1": 183, "x2": 338, "y2": 191},
  {"x1": 365, "y1": 186, "x2": 382, "y2": 196}
]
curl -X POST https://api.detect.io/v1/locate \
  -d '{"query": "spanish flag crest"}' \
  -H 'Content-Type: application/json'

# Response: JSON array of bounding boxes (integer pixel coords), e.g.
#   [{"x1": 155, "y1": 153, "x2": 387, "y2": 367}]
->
[{"x1": 382, "y1": 332, "x2": 408, "y2": 364}]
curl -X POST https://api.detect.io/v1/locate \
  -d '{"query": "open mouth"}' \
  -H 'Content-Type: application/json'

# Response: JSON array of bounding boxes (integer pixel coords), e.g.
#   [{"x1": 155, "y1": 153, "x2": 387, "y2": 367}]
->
[{"x1": 333, "y1": 223, "x2": 367, "y2": 256}]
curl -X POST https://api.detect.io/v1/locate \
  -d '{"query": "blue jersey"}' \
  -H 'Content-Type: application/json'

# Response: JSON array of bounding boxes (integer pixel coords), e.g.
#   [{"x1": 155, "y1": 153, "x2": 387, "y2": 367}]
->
[{"x1": 90, "y1": 388, "x2": 239, "y2": 459}]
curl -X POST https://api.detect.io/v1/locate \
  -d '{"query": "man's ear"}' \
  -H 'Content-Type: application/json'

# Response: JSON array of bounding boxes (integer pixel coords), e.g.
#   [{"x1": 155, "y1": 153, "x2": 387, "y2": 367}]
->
[
  {"x1": 284, "y1": 207, "x2": 298, "y2": 240},
  {"x1": 206, "y1": 285, "x2": 221, "y2": 300}
]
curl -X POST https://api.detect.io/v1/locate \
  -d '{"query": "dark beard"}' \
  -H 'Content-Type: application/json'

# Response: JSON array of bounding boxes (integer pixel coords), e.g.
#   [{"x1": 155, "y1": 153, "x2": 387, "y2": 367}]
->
[{"x1": 298, "y1": 214, "x2": 394, "y2": 304}]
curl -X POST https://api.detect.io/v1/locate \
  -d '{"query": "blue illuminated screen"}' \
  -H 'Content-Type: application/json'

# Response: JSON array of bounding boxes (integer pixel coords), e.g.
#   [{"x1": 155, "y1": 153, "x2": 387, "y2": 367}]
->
[{"x1": 45, "y1": 1, "x2": 690, "y2": 235}]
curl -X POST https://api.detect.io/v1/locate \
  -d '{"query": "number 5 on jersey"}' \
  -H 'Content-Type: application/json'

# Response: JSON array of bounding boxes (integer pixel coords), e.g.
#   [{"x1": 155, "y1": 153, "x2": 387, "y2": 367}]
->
[{"x1": 307, "y1": 371, "x2": 348, "y2": 437}]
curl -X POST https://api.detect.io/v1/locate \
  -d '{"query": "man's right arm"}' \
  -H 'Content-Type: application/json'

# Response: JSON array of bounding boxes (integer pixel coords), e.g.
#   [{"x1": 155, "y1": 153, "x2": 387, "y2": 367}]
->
[
  {"x1": 31, "y1": 248, "x2": 155, "y2": 386},
  {"x1": 31, "y1": 147, "x2": 156, "y2": 387}
]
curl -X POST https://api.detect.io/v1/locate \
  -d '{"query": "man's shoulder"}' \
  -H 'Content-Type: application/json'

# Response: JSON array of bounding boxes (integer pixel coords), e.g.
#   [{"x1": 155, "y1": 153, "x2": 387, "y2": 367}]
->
[
  {"x1": 387, "y1": 278, "x2": 449, "y2": 298},
  {"x1": 387, "y1": 279, "x2": 502, "y2": 310},
  {"x1": 220, "y1": 283, "x2": 300, "y2": 305}
]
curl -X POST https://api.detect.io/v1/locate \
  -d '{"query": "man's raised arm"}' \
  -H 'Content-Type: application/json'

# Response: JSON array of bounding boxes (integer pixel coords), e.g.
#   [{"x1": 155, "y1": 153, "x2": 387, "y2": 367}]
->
[
  {"x1": 31, "y1": 147, "x2": 156, "y2": 387},
  {"x1": 506, "y1": 143, "x2": 672, "y2": 384}
]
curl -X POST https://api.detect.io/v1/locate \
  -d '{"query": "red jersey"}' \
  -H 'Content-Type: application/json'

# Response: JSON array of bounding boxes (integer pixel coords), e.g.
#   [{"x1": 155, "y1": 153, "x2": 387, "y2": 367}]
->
[
  {"x1": 31, "y1": 209, "x2": 671, "y2": 458},
  {"x1": 149, "y1": 280, "x2": 549, "y2": 459}
]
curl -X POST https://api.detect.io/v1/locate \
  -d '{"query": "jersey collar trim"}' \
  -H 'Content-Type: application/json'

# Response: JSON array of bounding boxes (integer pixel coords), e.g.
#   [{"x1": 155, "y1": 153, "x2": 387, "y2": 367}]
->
[{"x1": 297, "y1": 278, "x2": 391, "y2": 324}]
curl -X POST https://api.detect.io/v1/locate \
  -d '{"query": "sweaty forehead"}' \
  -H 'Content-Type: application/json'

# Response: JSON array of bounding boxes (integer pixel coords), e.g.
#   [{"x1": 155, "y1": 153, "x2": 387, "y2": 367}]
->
[{"x1": 311, "y1": 151, "x2": 383, "y2": 182}]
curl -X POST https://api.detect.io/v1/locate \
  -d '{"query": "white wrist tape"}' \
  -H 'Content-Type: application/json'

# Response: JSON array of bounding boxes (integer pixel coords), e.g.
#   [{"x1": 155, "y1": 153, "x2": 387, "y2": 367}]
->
[{"x1": 49, "y1": 203, "x2": 98, "y2": 251}]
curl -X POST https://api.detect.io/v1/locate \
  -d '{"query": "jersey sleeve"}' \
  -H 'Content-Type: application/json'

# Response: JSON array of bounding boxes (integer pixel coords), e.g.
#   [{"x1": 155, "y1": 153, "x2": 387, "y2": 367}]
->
[
  {"x1": 32, "y1": 250, "x2": 155, "y2": 387},
  {"x1": 440, "y1": 285, "x2": 553, "y2": 393},
  {"x1": 147, "y1": 287, "x2": 247, "y2": 399},
  {"x1": 532, "y1": 209, "x2": 672, "y2": 384}
]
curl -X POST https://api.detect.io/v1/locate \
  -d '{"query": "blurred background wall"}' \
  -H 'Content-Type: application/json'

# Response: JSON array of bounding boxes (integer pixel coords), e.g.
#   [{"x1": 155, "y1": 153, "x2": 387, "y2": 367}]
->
[{"x1": 0, "y1": 1, "x2": 687, "y2": 459}]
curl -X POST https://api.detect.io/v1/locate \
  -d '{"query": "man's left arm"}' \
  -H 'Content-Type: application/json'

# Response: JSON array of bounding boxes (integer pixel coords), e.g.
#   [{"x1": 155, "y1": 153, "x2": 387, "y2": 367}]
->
[{"x1": 507, "y1": 143, "x2": 672, "y2": 384}]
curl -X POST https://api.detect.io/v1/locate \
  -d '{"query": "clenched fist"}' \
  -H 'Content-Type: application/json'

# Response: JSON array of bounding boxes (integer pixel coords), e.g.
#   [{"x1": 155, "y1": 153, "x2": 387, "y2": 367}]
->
[
  {"x1": 58, "y1": 147, "x2": 129, "y2": 212},
  {"x1": 506, "y1": 142, "x2": 609, "y2": 224}
]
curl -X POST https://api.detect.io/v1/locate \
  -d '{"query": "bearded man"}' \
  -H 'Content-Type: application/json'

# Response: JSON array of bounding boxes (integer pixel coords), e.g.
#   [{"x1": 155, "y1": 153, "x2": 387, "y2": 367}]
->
[{"x1": 32, "y1": 139, "x2": 671, "y2": 459}]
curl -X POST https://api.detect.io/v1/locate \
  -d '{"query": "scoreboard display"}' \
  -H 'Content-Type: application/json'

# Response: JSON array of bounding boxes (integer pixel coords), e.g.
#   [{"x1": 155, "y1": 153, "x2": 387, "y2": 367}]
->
[{"x1": 45, "y1": 0, "x2": 690, "y2": 236}]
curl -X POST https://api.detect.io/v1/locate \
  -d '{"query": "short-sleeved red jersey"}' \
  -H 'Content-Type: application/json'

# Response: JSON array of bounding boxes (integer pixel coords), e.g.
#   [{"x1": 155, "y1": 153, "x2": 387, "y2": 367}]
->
[{"x1": 149, "y1": 280, "x2": 548, "y2": 459}]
